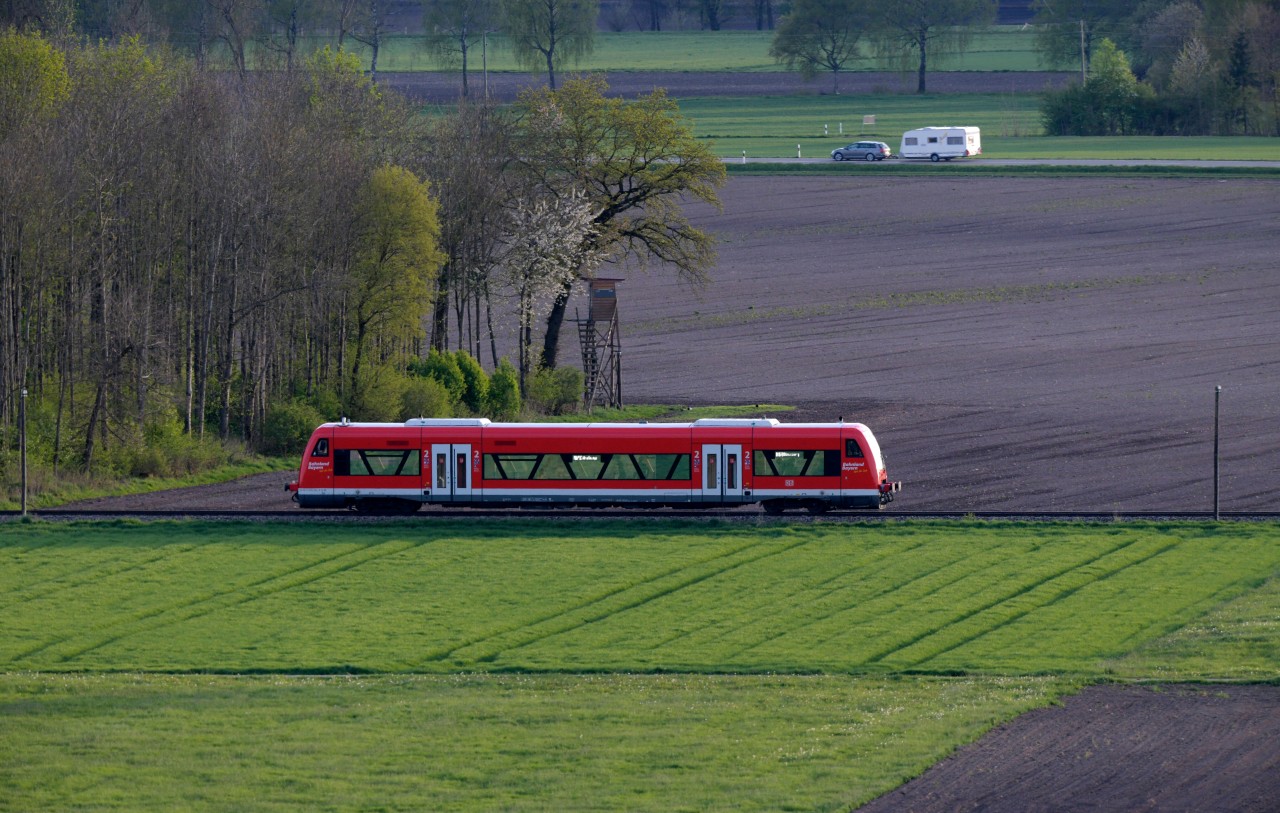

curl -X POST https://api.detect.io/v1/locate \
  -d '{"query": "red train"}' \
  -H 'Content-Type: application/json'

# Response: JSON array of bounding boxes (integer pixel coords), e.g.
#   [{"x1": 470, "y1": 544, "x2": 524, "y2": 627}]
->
[{"x1": 287, "y1": 418, "x2": 901, "y2": 514}]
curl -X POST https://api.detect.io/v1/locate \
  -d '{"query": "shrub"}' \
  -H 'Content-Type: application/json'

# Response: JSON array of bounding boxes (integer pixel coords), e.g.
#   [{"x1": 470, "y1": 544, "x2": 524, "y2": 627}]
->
[
  {"x1": 486, "y1": 358, "x2": 522, "y2": 420},
  {"x1": 526, "y1": 366, "x2": 583, "y2": 416},
  {"x1": 350, "y1": 365, "x2": 408, "y2": 422},
  {"x1": 409, "y1": 349, "x2": 465, "y2": 405},
  {"x1": 262, "y1": 400, "x2": 327, "y2": 456},
  {"x1": 400, "y1": 377, "x2": 452, "y2": 420},
  {"x1": 454, "y1": 350, "x2": 490, "y2": 414}
]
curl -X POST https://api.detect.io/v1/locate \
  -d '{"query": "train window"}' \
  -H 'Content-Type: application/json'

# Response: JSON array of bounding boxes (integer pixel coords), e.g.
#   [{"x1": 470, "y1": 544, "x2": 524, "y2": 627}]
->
[
  {"x1": 566, "y1": 453, "x2": 607, "y2": 480},
  {"x1": 754, "y1": 450, "x2": 839, "y2": 477},
  {"x1": 602, "y1": 454, "x2": 643, "y2": 479},
  {"x1": 335, "y1": 449, "x2": 420, "y2": 477},
  {"x1": 485, "y1": 454, "x2": 539, "y2": 479},
  {"x1": 706, "y1": 453, "x2": 718, "y2": 489},
  {"x1": 436, "y1": 453, "x2": 447, "y2": 489},
  {"x1": 482, "y1": 452, "x2": 690, "y2": 480},
  {"x1": 536, "y1": 454, "x2": 572, "y2": 479},
  {"x1": 845, "y1": 439, "x2": 864, "y2": 458},
  {"x1": 727, "y1": 453, "x2": 738, "y2": 489},
  {"x1": 634, "y1": 454, "x2": 690, "y2": 480},
  {"x1": 456, "y1": 453, "x2": 467, "y2": 489},
  {"x1": 312, "y1": 438, "x2": 329, "y2": 457}
]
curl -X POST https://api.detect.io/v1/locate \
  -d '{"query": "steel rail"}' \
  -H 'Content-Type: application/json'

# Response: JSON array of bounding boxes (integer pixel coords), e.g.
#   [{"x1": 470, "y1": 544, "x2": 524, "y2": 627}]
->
[{"x1": 4, "y1": 508, "x2": 1279, "y2": 522}]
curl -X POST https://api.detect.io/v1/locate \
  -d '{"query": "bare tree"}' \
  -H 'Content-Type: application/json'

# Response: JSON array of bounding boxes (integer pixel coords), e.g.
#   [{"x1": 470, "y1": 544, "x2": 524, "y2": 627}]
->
[
  {"x1": 872, "y1": 0, "x2": 995, "y2": 94},
  {"x1": 501, "y1": 0, "x2": 597, "y2": 89},
  {"x1": 422, "y1": 0, "x2": 498, "y2": 98}
]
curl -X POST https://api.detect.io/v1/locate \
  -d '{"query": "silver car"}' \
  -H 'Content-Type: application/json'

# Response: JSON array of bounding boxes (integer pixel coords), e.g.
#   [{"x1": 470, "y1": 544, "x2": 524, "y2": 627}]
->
[{"x1": 831, "y1": 141, "x2": 892, "y2": 161}]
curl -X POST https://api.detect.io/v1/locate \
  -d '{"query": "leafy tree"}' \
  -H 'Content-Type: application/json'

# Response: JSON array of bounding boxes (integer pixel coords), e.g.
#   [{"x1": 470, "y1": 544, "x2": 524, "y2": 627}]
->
[
  {"x1": 1088, "y1": 37, "x2": 1142, "y2": 134},
  {"x1": 0, "y1": 27, "x2": 69, "y2": 139},
  {"x1": 1169, "y1": 35, "x2": 1217, "y2": 132},
  {"x1": 1042, "y1": 36, "x2": 1152, "y2": 135},
  {"x1": 411, "y1": 347, "x2": 466, "y2": 404},
  {"x1": 871, "y1": 0, "x2": 995, "y2": 94},
  {"x1": 422, "y1": 0, "x2": 498, "y2": 98},
  {"x1": 486, "y1": 357, "x2": 522, "y2": 419},
  {"x1": 526, "y1": 365, "x2": 582, "y2": 414},
  {"x1": 0, "y1": 0, "x2": 75, "y2": 38},
  {"x1": 400, "y1": 375, "x2": 453, "y2": 419},
  {"x1": 500, "y1": 0, "x2": 597, "y2": 89},
  {"x1": 512, "y1": 76, "x2": 725, "y2": 370},
  {"x1": 1138, "y1": 1, "x2": 1204, "y2": 91},
  {"x1": 262, "y1": 399, "x2": 327, "y2": 454},
  {"x1": 453, "y1": 350, "x2": 490, "y2": 413},
  {"x1": 347, "y1": 165, "x2": 444, "y2": 409},
  {"x1": 769, "y1": 0, "x2": 870, "y2": 94}
]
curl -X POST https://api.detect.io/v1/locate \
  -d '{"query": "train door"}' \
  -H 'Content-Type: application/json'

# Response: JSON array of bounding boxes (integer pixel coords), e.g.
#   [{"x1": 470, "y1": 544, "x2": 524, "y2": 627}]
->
[
  {"x1": 699, "y1": 443, "x2": 744, "y2": 503},
  {"x1": 430, "y1": 443, "x2": 474, "y2": 502}
]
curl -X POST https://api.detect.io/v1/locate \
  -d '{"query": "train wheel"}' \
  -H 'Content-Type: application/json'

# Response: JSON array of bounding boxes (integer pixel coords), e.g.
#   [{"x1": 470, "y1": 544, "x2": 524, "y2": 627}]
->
[
  {"x1": 763, "y1": 500, "x2": 785, "y2": 515},
  {"x1": 805, "y1": 501, "x2": 830, "y2": 515},
  {"x1": 355, "y1": 498, "x2": 420, "y2": 515}
]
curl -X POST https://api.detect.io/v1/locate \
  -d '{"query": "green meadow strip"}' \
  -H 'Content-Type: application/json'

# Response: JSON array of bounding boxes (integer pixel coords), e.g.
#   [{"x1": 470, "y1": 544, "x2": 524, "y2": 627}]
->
[
  {"x1": 2, "y1": 520, "x2": 1276, "y2": 678},
  {"x1": 0, "y1": 672, "x2": 1072, "y2": 813}
]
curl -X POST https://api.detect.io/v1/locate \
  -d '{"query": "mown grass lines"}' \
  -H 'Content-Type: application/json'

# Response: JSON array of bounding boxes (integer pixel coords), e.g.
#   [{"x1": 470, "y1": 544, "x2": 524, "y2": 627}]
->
[
  {"x1": 7, "y1": 537, "x2": 423, "y2": 669},
  {"x1": 1, "y1": 521, "x2": 1277, "y2": 678},
  {"x1": 417, "y1": 535, "x2": 790, "y2": 667}
]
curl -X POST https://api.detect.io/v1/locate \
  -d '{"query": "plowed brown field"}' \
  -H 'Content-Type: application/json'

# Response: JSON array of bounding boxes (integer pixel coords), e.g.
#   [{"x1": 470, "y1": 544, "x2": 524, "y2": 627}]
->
[{"x1": 617, "y1": 174, "x2": 1280, "y2": 512}]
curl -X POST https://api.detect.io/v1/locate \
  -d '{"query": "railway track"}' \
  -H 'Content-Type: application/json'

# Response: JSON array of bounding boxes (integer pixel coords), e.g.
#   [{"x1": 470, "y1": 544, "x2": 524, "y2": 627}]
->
[{"x1": 4, "y1": 508, "x2": 1279, "y2": 522}]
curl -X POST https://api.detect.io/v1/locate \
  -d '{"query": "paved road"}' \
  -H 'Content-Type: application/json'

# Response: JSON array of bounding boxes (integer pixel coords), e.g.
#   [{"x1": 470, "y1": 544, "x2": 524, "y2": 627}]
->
[{"x1": 731, "y1": 156, "x2": 1280, "y2": 168}]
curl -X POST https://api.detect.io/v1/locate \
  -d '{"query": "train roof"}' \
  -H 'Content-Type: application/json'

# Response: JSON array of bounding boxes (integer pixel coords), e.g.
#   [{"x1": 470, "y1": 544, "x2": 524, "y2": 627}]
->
[{"x1": 321, "y1": 418, "x2": 873, "y2": 432}]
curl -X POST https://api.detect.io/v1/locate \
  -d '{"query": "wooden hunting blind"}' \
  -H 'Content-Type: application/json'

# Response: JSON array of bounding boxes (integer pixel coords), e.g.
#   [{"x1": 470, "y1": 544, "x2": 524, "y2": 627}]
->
[{"x1": 576, "y1": 278, "x2": 623, "y2": 410}]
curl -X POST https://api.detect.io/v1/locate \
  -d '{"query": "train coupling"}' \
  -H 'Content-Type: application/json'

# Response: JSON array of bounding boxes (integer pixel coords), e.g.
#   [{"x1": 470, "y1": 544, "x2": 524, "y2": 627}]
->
[
  {"x1": 286, "y1": 481, "x2": 298, "y2": 493},
  {"x1": 879, "y1": 480, "x2": 902, "y2": 505}
]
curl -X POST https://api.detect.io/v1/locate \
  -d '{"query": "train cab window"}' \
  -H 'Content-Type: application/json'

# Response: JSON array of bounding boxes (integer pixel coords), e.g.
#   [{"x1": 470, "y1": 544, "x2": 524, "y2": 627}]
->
[
  {"x1": 312, "y1": 438, "x2": 329, "y2": 458},
  {"x1": 755, "y1": 449, "x2": 840, "y2": 477},
  {"x1": 845, "y1": 439, "x2": 864, "y2": 458}
]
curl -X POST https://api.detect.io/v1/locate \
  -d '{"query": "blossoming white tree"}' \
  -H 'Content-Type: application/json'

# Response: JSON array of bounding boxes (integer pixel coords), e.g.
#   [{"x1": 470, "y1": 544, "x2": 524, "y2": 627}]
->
[{"x1": 498, "y1": 189, "x2": 604, "y2": 389}]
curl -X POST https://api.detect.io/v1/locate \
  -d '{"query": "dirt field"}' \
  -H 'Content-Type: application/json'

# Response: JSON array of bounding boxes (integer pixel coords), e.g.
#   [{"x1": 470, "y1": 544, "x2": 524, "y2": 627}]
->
[
  {"x1": 613, "y1": 174, "x2": 1280, "y2": 513},
  {"x1": 857, "y1": 683, "x2": 1280, "y2": 813},
  {"x1": 381, "y1": 69, "x2": 1075, "y2": 103}
]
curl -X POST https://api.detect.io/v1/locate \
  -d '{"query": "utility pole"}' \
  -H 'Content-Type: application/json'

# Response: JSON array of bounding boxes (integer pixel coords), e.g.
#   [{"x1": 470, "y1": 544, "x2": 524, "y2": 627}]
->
[
  {"x1": 1214, "y1": 385, "x2": 1221, "y2": 520},
  {"x1": 1080, "y1": 19, "x2": 1087, "y2": 83},
  {"x1": 20, "y1": 387, "x2": 28, "y2": 517}
]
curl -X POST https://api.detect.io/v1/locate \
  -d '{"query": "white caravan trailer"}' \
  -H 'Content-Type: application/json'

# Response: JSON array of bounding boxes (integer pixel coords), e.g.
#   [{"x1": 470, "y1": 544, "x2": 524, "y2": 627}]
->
[{"x1": 899, "y1": 127, "x2": 981, "y2": 161}]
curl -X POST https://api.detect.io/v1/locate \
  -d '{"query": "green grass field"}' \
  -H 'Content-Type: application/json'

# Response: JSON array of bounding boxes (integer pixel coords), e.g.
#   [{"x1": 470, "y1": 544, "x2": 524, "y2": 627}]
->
[
  {"x1": 295, "y1": 27, "x2": 1046, "y2": 74},
  {"x1": 676, "y1": 95, "x2": 1280, "y2": 159},
  {"x1": 1, "y1": 519, "x2": 1276, "y2": 810}
]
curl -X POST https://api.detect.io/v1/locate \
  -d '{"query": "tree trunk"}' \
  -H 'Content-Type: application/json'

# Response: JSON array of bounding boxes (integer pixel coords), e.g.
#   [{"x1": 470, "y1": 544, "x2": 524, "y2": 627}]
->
[
  {"x1": 917, "y1": 31, "x2": 928, "y2": 94},
  {"x1": 539, "y1": 279, "x2": 573, "y2": 370}
]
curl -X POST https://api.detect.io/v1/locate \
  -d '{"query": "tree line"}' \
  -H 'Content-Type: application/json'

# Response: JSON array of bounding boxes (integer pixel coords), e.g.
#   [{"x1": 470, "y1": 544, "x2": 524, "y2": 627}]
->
[
  {"x1": 0, "y1": 28, "x2": 723, "y2": 489},
  {"x1": 768, "y1": 0, "x2": 1279, "y2": 124},
  {"x1": 1038, "y1": 1, "x2": 1279, "y2": 136}
]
